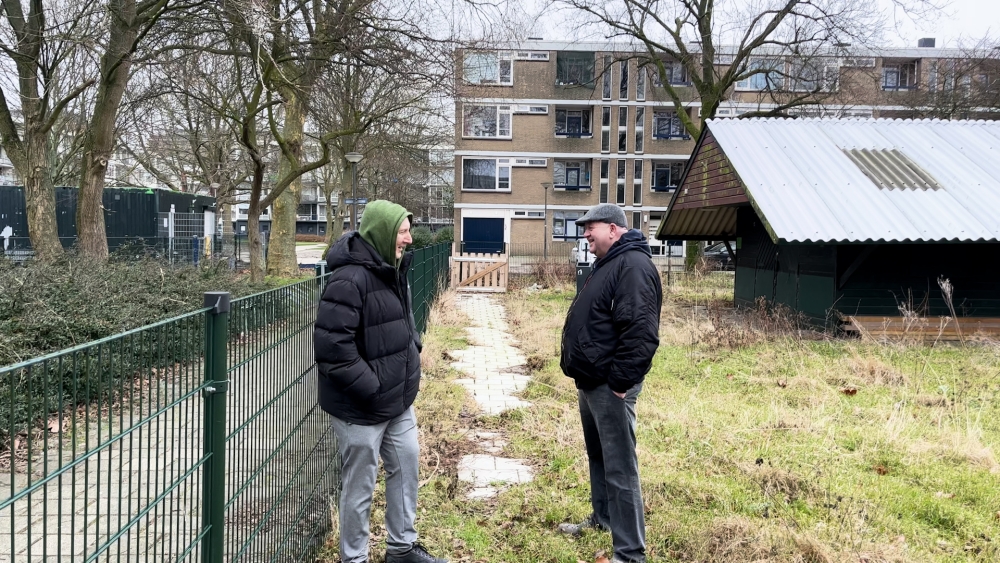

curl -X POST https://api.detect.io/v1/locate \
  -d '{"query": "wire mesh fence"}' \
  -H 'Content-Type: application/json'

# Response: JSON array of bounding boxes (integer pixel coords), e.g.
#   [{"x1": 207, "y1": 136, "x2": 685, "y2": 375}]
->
[{"x1": 1, "y1": 246, "x2": 452, "y2": 562}]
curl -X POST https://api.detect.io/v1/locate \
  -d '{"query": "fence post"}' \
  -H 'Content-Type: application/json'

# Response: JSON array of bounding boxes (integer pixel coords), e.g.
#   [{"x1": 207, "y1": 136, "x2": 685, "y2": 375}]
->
[{"x1": 202, "y1": 291, "x2": 230, "y2": 563}]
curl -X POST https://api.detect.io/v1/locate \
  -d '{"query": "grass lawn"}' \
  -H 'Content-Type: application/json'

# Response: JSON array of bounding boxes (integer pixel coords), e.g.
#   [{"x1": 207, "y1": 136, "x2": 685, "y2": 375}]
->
[{"x1": 318, "y1": 277, "x2": 1000, "y2": 563}]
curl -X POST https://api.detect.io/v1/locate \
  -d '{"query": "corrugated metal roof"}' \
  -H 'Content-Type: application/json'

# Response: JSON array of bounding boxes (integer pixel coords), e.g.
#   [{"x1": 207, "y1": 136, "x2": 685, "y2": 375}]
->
[{"x1": 698, "y1": 117, "x2": 1000, "y2": 243}]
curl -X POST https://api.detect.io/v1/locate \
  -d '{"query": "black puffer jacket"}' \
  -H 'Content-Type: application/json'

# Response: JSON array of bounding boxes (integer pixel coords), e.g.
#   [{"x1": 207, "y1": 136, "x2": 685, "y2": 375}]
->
[
  {"x1": 314, "y1": 232, "x2": 421, "y2": 424},
  {"x1": 561, "y1": 229, "x2": 662, "y2": 392}
]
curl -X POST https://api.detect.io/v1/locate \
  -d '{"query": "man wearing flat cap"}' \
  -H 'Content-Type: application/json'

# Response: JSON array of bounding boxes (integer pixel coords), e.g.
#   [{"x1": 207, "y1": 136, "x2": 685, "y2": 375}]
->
[{"x1": 557, "y1": 203, "x2": 662, "y2": 563}]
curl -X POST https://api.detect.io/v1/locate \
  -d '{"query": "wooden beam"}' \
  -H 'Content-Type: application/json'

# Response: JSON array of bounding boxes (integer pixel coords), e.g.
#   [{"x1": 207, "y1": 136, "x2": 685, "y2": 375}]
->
[
  {"x1": 722, "y1": 240, "x2": 736, "y2": 263},
  {"x1": 837, "y1": 245, "x2": 877, "y2": 290},
  {"x1": 459, "y1": 260, "x2": 507, "y2": 286}
]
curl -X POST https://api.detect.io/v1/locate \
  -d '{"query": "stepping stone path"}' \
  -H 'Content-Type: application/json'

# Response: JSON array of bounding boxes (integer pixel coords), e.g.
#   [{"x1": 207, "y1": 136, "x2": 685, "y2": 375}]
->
[{"x1": 449, "y1": 294, "x2": 534, "y2": 498}]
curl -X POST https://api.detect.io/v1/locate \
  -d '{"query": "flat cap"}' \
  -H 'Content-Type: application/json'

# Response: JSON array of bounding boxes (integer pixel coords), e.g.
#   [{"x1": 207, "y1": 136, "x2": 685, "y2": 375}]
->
[{"x1": 575, "y1": 203, "x2": 627, "y2": 227}]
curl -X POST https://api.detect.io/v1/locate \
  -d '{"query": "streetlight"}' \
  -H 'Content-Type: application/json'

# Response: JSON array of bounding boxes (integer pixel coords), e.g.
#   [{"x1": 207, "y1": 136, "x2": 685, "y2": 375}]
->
[
  {"x1": 345, "y1": 152, "x2": 363, "y2": 231},
  {"x1": 541, "y1": 182, "x2": 552, "y2": 260}
]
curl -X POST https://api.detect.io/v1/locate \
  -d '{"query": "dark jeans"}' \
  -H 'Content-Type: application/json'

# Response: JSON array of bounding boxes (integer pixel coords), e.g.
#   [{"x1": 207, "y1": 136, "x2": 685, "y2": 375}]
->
[{"x1": 578, "y1": 383, "x2": 645, "y2": 563}]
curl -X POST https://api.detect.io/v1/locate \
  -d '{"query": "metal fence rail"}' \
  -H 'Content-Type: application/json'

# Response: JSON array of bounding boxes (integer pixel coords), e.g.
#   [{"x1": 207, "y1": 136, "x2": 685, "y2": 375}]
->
[{"x1": 1, "y1": 245, "x2": 451, "y2": 562}]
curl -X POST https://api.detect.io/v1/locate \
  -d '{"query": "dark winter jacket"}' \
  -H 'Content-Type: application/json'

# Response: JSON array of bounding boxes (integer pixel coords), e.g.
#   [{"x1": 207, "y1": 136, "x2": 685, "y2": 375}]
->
[
  {"x1": 313, "y1": 206, "x2": 421, "y2": 425},
  {"x1": 560, "y1": 229, "x2": 662, "y2": 393}
]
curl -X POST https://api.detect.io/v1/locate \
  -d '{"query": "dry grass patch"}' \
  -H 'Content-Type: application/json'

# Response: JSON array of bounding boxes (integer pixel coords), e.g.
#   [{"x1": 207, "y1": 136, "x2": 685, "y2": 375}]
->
[{"x1": 846, "y1": 352, "x2": 909, "y2": 386}]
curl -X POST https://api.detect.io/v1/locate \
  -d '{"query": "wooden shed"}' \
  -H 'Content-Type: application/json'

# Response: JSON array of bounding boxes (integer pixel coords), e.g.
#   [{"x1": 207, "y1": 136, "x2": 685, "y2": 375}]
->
[{"x1": 657, "y1": 118, "x2": 1000, "y2": 332}]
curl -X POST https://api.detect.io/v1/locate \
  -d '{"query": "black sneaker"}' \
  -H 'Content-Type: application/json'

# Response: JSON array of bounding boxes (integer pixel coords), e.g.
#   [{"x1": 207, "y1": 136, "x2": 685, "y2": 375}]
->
[
  {"x1": 556, "y1": 514, "x2": 609, "y2": 536},
  {"x1": 385, "y1": 543, "x2": 448, "y2": 563}
]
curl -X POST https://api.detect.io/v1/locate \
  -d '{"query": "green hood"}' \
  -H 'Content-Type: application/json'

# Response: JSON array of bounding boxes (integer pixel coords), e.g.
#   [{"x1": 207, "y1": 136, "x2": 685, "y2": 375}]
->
[{"x1": 359, "y1": 200, "x2": 411, "y2": 268}]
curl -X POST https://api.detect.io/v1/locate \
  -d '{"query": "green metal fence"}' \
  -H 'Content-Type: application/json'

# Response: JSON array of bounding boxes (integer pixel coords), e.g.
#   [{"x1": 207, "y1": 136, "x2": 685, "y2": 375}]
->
[{"x1": 1, "y1": 245, "x2": 450, "y2": 562}]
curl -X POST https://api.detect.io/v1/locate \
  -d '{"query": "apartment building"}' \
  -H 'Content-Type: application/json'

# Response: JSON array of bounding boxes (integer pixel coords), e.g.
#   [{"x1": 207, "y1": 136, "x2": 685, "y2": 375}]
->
[{"x1": 453, "y1": 38, "x2": 1000, "y2": 257}]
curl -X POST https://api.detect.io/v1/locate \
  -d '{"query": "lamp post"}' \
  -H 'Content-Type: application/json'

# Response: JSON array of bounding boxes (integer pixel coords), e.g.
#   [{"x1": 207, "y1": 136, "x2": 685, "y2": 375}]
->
[
  {"x1": 541, "y1": 182, "x2": 552, "y2": 260},
  {"x1": 345, "y1": 152, "x2": 363, "y2": 231}
]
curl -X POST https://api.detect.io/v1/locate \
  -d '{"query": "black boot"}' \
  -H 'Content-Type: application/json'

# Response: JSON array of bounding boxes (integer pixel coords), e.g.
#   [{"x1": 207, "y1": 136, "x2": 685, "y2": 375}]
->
[{"x1": 385, "y1": 543, "x2": 448, "y2": 563}]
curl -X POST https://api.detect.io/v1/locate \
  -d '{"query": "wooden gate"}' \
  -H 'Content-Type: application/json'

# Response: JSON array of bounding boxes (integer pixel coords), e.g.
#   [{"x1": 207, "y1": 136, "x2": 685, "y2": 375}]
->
[{"x1": 451, "y1": 245, "x2": 508, "y2": 292}]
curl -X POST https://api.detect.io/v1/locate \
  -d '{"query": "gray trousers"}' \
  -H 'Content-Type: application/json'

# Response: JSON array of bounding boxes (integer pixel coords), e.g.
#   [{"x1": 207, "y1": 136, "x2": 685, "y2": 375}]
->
[
  {"x1": 330, "y1": 406, "x2": 419, "y2": 563},
  {"x1": 579, "y1": 383, "x2": 646, "y2": 563}
]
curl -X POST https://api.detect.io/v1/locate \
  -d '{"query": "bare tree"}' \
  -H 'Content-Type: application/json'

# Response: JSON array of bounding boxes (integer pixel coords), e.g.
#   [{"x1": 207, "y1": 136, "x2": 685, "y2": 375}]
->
[
  {"x1": 0, "y1": 1, "x2": 99, "y2": 260},
  {"x1": 562, "y1": 0, "x2": 941, "y2": 136}
]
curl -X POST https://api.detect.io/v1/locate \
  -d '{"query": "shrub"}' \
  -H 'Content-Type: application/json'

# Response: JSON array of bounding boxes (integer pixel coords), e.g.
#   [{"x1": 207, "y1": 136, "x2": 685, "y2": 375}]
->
[
  {"x1": 296, "y1": 234, "x2": 326, "y2": 243},
  {"x1": 432, "y1": 227, "x2": 454, "y2": 245},
  {"x1": 0, "y1": 255, "x2": 278, "y2": 442},
  {"x1": 410, "y1": 226, "x2": 434, "y2": 249}
]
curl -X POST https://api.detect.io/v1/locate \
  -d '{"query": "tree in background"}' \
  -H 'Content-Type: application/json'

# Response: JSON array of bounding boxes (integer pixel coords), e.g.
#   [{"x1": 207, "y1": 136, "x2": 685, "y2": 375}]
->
[{"x1": 562, "y1": 0, "x2": 941, "y2": 137}]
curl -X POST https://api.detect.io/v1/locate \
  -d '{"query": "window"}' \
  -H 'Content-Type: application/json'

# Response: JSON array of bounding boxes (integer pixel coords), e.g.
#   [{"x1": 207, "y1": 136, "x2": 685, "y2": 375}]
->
[
  {"x1": 618, "y1": 107, "x2": 628, "y2": 153},
  {"x1": 634, "y1": 107, "x2": 644, "y2": 153},
  {"x1": 735, "y1": 59, "x2": 784, "y2": 90},
  {"x1": 514, "y1": 51, "x2": 548, "y2": 61},
  {"x1": 462, "y1": 158, "x2": 511, "y2": 191},
  {"x1": 653, "y1": 110, "x2": 689, "y2": 139},
  {"x1": 632, "y1": 212, "x2": 641, "y2": 230},
  {"x1": 928, "y1": 61, "x2": 938, "y2": 93},
  {"x1": 616, "y1": 159, "x2": 626, "y2": 204},
  {"x1": 636, "y1": 66, "x2": 646, "y2": 101},
  {"x1": 882, "y1": 62, "x2": 917, "y2": 90},
  {"x1": 602, "y1": 55, "x2": 613, "y2": 100},
  {"x1": 599, "y1": 159, "x2": 609, "y2": 203},
  {"x1": 555, "y1": 108, "x2": 593, "y2": 136},
  {"x1": 462, "y1": 104, "x2": 512, "y2": 138},
  {"x1": 653, "y1": 60, "x2": 689, "y2": 86},
  {"x1": 556, "y1": 51, "x2": 595, "y2": 86},
  {"x1": 601, "y1": 106, "x2": 611, "y2": 153},
  {"x1": 464, "y1": 51, "x2": 512, "y2": 85},
  {"x1": 790, "y1": 60, "x2": 839, "y2": 92},
  {"x1": 554, "y1": 160, "x2": 591, "y2": 189},
  {"x1": 633, "y1": 160, "x2": 643, "y2": 205},
  {"x1": 553, "y1": 212, "x2": 585, "y2": 240},
  {"x1": 652, "y1": 162, "x2": 685, "y2": 191},
  {"x1": 619, "y1": 61, "x2": 629, "y2": 100}
]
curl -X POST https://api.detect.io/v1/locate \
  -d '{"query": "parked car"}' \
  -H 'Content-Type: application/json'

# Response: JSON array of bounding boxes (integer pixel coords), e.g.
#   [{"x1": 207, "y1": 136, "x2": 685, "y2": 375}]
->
[{"x1": 702, "y1": 241, "x2": 735, "y2": 270}]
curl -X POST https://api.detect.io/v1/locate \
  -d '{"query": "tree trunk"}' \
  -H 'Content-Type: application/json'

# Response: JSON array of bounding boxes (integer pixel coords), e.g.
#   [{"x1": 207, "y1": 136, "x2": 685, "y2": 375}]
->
[
  {"x1": 247, "y1": 203, "x2": 265, "y2": 282},
  {"x1": 21, "y1": 133, "x2": 63, "y2": 261},
  {"x1": 266, "y1": 92, "x2": 306, "y2": 278},
  {"x1": 76, "y1": 0, "x2": 140, "y2": 262}
]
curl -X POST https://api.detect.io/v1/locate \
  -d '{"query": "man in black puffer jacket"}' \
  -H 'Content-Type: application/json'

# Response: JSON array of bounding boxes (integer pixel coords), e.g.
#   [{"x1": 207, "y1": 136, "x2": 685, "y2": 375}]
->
[
  {"x1": 314, "y1": 200, "x2": 446, "y2": 563},
  {"x1": 558, "y1": 204, "x2": 662, "y2": 563}
]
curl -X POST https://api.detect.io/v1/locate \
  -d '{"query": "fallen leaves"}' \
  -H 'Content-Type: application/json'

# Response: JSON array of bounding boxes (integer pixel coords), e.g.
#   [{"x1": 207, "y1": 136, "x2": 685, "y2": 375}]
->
[{"x1": 840, "y1": 386, "x2": 858, "y2": 396}]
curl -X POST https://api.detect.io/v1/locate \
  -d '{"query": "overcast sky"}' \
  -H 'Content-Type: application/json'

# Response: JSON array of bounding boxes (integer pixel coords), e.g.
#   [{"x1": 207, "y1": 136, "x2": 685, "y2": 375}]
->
[
  {"x1": 891, "y1": 0, "x2": 999, "y2": 47},
  {"x1": 521, "y1": 0, "x2": 999, "y2": 49}
]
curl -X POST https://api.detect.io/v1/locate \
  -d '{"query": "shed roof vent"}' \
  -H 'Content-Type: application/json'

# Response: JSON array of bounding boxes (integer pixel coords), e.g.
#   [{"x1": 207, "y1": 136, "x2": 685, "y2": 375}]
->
[{"x1": 843, "y1": 148, "x2": 941, "y2": 191}]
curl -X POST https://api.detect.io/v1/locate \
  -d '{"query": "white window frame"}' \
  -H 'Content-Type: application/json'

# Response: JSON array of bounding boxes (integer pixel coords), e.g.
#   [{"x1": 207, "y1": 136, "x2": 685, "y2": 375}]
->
[
  {"x1": 652, "y1": 110, "x2": 690, "y2": 140},
  {"x1": 616, "y1": 159, "x2": 626, "y2": 205},
  {"x1": 602, "y1": 55, "x2": 613, "y2": 100},
  {"x1": 552, "y1": 211, "x2": 585, "y2": 240},
  {"x1": 601, "y1": 106, "x2": 611, "y2": 153},
  {"x1": 652, "y1": 60, "x2": 689, "y2": 86},
  {"x1": 514, "y1": 51, "x2": 549, "y2": 61},
  {"x1": 634, "y1": 107, "x2": 645, "y2": 154},
  {"x1": 463, "y1": 51, "x2": 513, "y2": 85},
  {"x1": 617, "y1": 106, "x2": 628, "y2": 153},
  {"x1": 462, "y1": 104, "x2": 512, "y2": 139},
  {"x1": 553, "y1": 159, "x2": 592, "y2": 190},
  {"x1": 555, "y1": 107, "x2": 593, "y2": 137},
  {"x1": 790, "y1": 60, "x2": 839, "y2": 92},
  {"x1": 652, "y1": 161, "x2": 685, "y2": 191},
  {"x1": 632, "y1": 159, "x2": 643, "y2": 206},
  {"x1": 599, "y1": 158, "x2": 609, "y2": 203},
  {"x1": 619, "y1": 61, "x2": 629, "y2": 100},
  {"x1": 461, "y1": 157, "x2": 512, "y2": 192},
  {"x1": 735, "y1": 58, "x2": 785, "y2": 91},
  {"x1": 882, "y1": 61, "x2": 918, "y2": 91}
]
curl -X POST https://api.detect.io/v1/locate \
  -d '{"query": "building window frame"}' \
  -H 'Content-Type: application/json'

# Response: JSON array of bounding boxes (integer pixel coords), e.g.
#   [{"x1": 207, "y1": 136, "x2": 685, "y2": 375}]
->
[
  {"x1": 882, "y1": 61, "x2": 918, "y2": 91},
  {"x1": 601, "y1": 106, "x2": 611, "y2": 153},
  {"x1": 617, "y1": 106, "x2": 628, "y2": 153},
  {"x1": 463, "y1": 51, "x2": 513, "y2": 85},
  {"x1": 652, "y1": 110, "x2": 690, "y2": 140},
  {"x1": 602, "y1": 55, "x2": 613, "y2": 100},
  {"x1": 554, "y1": 107, "x2": 593, "y2": 137},
  {"x1": 599, "y1": 159, "x2": 609, "y2": 203},
  {"x1": 619, "y1": 60, "x2": 629, "y2": 100},
  {"x1": 634, "y1": 107, "x2": 645, "y2": 153},
  {"x1": 616, "y1": 159, "x2": 626, "y2": 205},
  {"x1": 462, "y1": 104, "x2": 512, "y2": 139},
  {"x1": 651, "y1": 161, "x2": 685, "y2": 192},
  {"x1": 461, "y1": 157, "x2": 511, "y2": 191},
  {"x1": 556, "y1": 51, "x2": 596, "y2": 86},
  {"x1": 632, "y1": 159, "x2": 643, "y2": 205},
  {"x1": 553, "y1": 160, "x2": 592, "y2": 190},
  {"x1": 553, "y1": 211, "x2": 585, "y2": 240}
]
